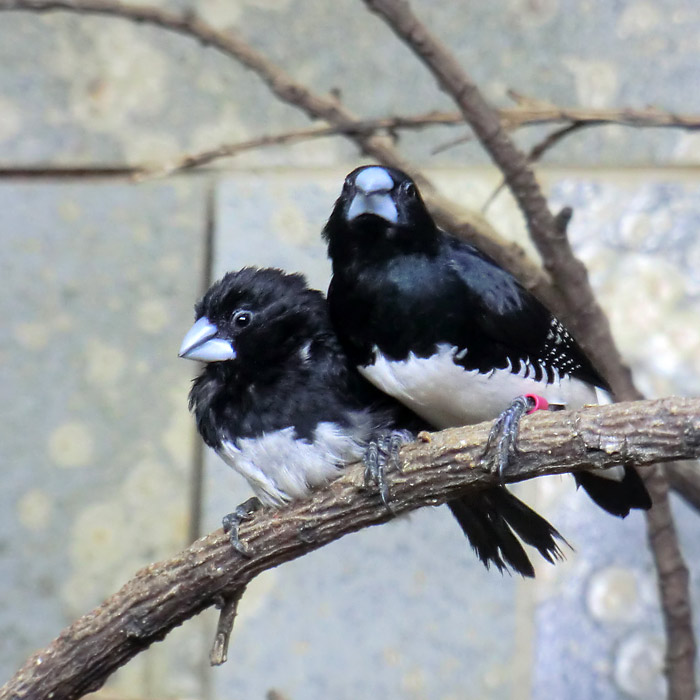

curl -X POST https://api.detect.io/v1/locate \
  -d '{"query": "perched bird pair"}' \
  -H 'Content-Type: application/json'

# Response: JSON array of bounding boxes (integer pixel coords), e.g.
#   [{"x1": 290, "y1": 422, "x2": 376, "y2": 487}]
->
[{"x1": 180, "y1": 165, "x2": 651, "y2": 577}]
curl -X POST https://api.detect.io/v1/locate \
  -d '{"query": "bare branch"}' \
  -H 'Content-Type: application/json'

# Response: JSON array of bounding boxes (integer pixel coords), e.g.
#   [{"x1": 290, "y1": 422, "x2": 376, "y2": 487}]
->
[
  {"x1": 4, "y1": 101, "x2": 698, "y2": 179},
  {"x1": 359, "y1": 0, "x2": 638, "y2": 388},
  {"x1": 5, "y1": 1, "x2": 699, "y2": 313},
  {"x1": 481, "y1": 123, "x2": 593, "y2": 213},
  {"x1": 362, "y1": 0, "x2": 565, "y2": 272},
  {"x1": 667, "y1": 462, "x2": 700, "y2": 513},
  {"x1": 2, "y1": 398, "x2": 700, "y2": 700},
  {"x1": 209, "y1": 587, "x2": 247, "y2": 666},
  {"x1": 507, "y1": 101, "x2": 699, "y2": 700},
  {"x1": 359, "y1": 2, "x2": 697, "y2": 695},
  {"x1": 138, "y1": 105, "x2": 698, "y2": 178},
  {"x1": 644, "y1": 466, "x2": 698, "y2": 700},
  {"x1": 505, "y1": 90, "x2": 700, "y2": 130},
  {"x1": 435, "y1": 102, "x2": 700, "y2": 153},
  {"x1": 0, "y1": 0, "x2": 562, "y2": 311},
  {"x1": 2, "y1": 0, "x2": 697, "y2": 694}
]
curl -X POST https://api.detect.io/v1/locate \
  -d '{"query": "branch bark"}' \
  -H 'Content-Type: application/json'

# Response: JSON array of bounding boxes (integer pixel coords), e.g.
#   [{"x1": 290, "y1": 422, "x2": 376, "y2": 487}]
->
[
  {"x1": 3, "y1": 398, "x2": 700, "y2": 700},
  {"x1": 2, "y1": 0, "x2": 698, "y2": 695}
]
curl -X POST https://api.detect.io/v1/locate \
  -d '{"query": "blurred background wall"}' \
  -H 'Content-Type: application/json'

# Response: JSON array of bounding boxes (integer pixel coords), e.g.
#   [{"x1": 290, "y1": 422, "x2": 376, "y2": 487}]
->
[{"x1": 1, "y1": 1, "x2": 699, "y2": 698}]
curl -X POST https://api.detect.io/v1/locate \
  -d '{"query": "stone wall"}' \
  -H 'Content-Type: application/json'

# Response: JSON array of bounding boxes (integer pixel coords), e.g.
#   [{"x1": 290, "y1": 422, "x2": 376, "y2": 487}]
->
[{"x1": 1, "y1": 2, "x2": 699, "y2": 698}]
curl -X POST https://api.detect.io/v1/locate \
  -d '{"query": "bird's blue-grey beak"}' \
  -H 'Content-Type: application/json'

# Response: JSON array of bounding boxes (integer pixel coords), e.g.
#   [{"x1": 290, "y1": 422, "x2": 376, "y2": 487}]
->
[
  {"x1": 179, "y1": 316, "x2": 236, "y2": 362},
  {"x1": 346, "y1": 167, "x2": 398, "y2": 224}
]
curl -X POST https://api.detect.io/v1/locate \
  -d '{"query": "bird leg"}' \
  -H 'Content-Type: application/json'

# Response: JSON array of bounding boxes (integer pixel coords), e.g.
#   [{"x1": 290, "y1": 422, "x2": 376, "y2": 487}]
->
[
  {"x1": 222, "y1": 496, "x2": 262, "y2": 556},
  {"x1": 483, "y1": 394, "x2": 551, "y2": 480},
  {"x1": 363, "y1": 429, "x2": 414, "y2": 511}
]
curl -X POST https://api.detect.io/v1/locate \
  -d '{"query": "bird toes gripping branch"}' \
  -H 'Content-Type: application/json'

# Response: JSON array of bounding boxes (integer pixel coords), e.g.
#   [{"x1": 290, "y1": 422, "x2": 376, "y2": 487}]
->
[
  {"x1": 483, "y1": 394, "x2": 557, "y2": 480},
  {"x1": 363, "y1": 429, "x2": 415, "y2": 510},
  {"x1": 222, "y1": 497, "x2": 262, "y2": 556}
]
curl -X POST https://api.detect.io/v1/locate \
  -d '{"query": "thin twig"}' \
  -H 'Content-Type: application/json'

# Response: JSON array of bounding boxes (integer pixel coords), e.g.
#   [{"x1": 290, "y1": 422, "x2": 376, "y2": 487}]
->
[
  {"x1": 138, "y1": 107, "x2": 696, "y2": 178},
  {"x1": 433, "y1": 102, "x2": 698, "y2": 153},
  {"x1": 2, "y1": 398, "x2": 700, "y2": 700},
  {"x1": 3, "y1": 103, "x2": 696, "y2": 177},
  {"x1": 481, "y1": 122, "x2": 593, "y2": 213},
  {"x1": 209, "y1": 587, "x2": 247, "y2": 666}
]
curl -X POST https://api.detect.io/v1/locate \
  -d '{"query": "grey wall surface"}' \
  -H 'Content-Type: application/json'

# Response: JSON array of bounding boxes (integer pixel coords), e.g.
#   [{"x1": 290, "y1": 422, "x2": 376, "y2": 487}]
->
[{"x1": 1, "y1": 2, "x2": 699, "y2": 699}]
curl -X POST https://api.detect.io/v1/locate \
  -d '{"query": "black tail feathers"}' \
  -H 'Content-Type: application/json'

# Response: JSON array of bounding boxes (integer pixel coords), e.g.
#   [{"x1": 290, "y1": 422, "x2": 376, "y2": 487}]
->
[
  {"x1": 575, "y1": 467, "x2": 652, "y2": 518},
  {"x1": 448, "y1": 486, "x2": 567, "y2": 578}
]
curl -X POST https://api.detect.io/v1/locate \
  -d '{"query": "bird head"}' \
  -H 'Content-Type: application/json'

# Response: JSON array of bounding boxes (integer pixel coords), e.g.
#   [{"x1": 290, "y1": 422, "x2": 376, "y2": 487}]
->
[
  {"x1": 323, "y1": 165, "x2": 437, "y2": 261},
  {"x1": 179, "y1": 267, "x2": 327, "y2": 374}
]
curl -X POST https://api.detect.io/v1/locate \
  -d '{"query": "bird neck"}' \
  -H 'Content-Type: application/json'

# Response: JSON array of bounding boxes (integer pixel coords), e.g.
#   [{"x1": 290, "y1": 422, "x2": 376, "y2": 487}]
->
[{"x1": 326, "y1": 222, "x2": 439, "y2": 277}]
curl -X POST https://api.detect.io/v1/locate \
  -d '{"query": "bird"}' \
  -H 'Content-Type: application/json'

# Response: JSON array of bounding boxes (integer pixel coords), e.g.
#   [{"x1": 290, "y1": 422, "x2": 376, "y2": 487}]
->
[
  {"x1": 322, "y1": 165, "x2": 652, "y2": 518},
  {"x1": 179, "y1": 266, "x2": 566, "y2": 575}
]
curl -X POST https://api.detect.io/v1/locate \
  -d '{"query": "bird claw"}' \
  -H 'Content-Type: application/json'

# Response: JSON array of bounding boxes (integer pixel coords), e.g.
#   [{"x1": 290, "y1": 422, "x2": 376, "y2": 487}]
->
[
  {"x1": 362, "y1": 429, "x2": 414, "y2": 511},
  {"x1": 483, "y1": 395, "x2": 539, "y2": 481},
  {"x1": 222, "y1": 496, "x2": 262, "y2": 557}
]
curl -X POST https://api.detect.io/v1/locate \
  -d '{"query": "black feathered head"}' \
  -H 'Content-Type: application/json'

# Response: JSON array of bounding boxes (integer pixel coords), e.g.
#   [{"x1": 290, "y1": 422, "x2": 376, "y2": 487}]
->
[
  {"x1": 179, "y1": 267, "x2": 330, "y2": 374},
  {"x1": 323, "y1": 165, "x2": 437, "y2": 263}
]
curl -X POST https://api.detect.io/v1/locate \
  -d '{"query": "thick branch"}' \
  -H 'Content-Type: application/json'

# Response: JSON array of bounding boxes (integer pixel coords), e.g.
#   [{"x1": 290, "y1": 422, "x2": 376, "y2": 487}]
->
[{"x1": 3, "y1": 398, "x2": 700, "y2": 700}]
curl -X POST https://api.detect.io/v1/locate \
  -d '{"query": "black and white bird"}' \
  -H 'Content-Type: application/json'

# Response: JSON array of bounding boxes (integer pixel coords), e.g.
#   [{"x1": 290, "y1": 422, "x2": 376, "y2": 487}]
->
[
  {"x1": 323, "y1": 165, "x2": 651, "y2": 518},
  {"x1": 179, "y1": 266, "x2": 565, "y2": 576}
]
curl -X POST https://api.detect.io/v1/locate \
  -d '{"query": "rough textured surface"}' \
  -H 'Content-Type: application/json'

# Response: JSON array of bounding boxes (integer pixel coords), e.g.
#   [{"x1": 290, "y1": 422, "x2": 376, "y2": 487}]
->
[
  {"x1": 0, "y1": 1, "x2": 698, "y2": 168},
  {"x1": 0, "y1": 179, "x2": 210, "y2": 696},
  {"x1": 208, "y1": 171, "x2": 700, "y2": 700},
  {"x1": 3, "y1": 398, "x2": 698, "y2": 700},
  {"x1": 1, "y1": 2, "x2": 700, "y2": 698},
  {"x1": 4, "y1": 170, "x2": 700, "y2": 698}
]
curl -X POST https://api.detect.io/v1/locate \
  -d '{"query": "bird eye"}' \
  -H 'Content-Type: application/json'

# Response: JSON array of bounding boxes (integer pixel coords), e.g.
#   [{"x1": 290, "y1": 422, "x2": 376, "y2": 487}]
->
[
  {"x1": 402, "y1": 180, "x2": 416, "y2": 197},
  {"x1": 233, "y1": 310, "x2": 252, "y2": 327}
]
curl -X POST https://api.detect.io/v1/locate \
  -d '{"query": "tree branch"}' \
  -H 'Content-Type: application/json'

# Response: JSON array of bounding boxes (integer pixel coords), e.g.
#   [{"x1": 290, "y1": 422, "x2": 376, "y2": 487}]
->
[
  {"x1": 359, "y1": 0, "x2": 637, "y2": 391},
  {"x1": 667, "y1": 462, "x2": 700, "y2": 512},
  {"x1": 359, "y1": 2, "x2": 697, "y2": 696},
  {"x1": 3, "y1": 102, "x2": 698, "y2": 178},
  {"x1": 2, "y1": 398, "x2": 700, "y2": 700},
  {"x1": 137, "y1": 105, "x2": 698, "y2": 178},
  {"x1": 434, "y1": 102, "x2": 700, "y2": 154},
  {"x1": 480, "y1": 123, "x2": 593, "y2": 213},
  {"x1": 3, "y1": 0, "x2": 698, "y2": 694},
  {"x1": 0, "y1": 0, "x2": 562, "y2": 312},
  {"x1": 362, "y1": 0, "x2": 564, "y2": 271}
]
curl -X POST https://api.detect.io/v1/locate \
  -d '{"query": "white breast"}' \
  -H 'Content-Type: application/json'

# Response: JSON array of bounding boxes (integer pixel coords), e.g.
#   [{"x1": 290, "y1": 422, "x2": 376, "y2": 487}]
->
[
  {"x1": 361, "y1": 343, "x2": 611, "y2": 430},
  {"x1": 217, "y1": 419, "x2": 370, "y2": 508},
  {"x1": 362, "y1": 344, "x2": 622, "y2": 483}
]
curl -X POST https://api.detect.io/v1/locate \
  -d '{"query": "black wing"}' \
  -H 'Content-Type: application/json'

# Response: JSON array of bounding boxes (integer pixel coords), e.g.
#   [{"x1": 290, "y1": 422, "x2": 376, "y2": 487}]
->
[{"x1": 442, "y1": 234, "x2": 609, "y2": 390}]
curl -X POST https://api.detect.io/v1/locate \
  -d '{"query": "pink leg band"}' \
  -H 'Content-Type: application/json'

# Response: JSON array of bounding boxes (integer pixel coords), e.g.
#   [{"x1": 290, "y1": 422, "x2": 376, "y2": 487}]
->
[{"x1": 524, "y1": 394, "x2": 549, "y2": 414}]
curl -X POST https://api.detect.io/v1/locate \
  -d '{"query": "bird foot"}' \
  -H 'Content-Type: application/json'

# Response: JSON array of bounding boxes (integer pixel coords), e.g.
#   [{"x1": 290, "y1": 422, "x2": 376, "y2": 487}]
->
[
  {"x1": 362, "y1": 429, "x2": 414, "y2": 511},
  {"x1": 222, "y1": 496, "x2": 262, "y2": 557},
  {"x1": 483, "y1": 394, "x2": 550, "y2": 480}
]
